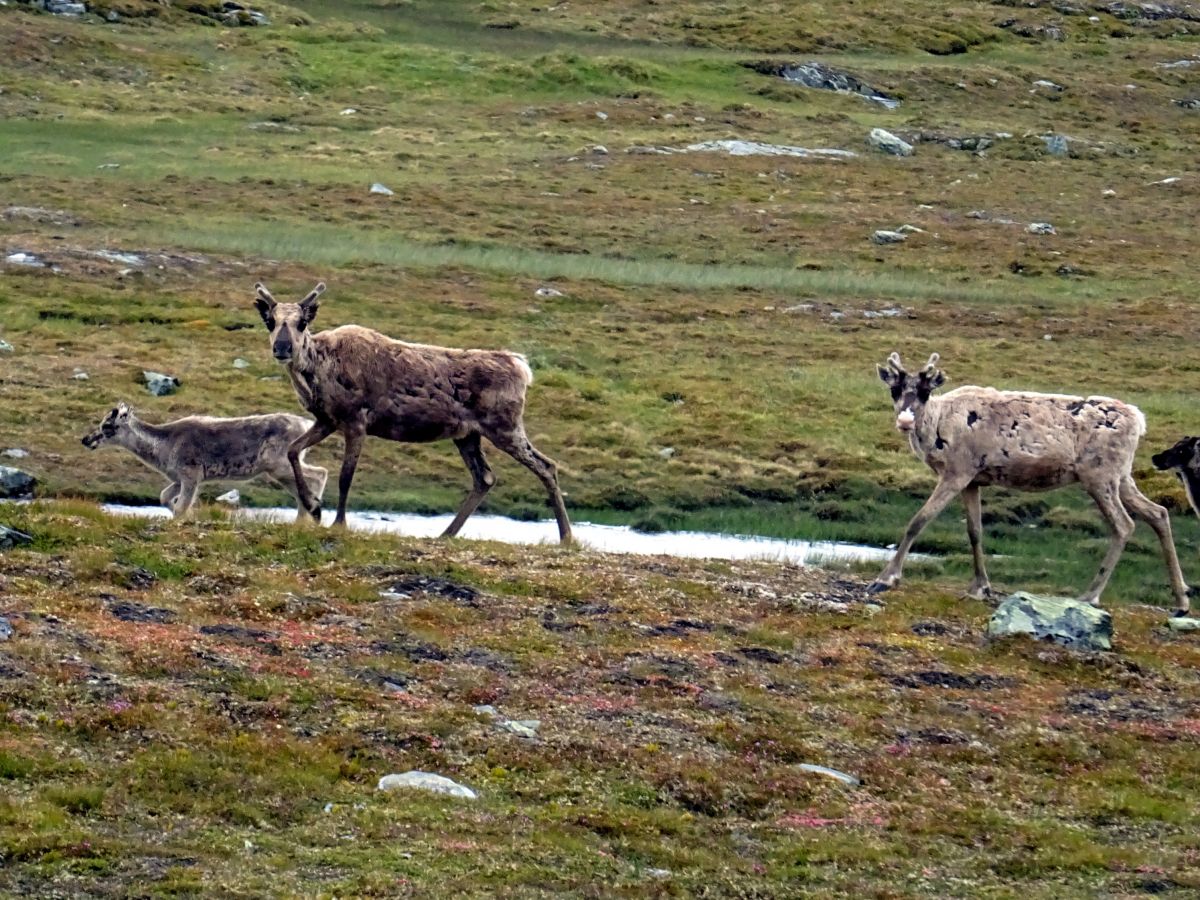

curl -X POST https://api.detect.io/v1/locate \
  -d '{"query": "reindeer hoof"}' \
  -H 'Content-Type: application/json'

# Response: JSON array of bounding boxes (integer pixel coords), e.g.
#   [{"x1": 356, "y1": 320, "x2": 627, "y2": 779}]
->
[
  {"x1": 866, "y1": 580, "x2": 893, "y2": 595},
  {"x1": 1171, "y1": 608, "x2": 1191, "y2": 619}
]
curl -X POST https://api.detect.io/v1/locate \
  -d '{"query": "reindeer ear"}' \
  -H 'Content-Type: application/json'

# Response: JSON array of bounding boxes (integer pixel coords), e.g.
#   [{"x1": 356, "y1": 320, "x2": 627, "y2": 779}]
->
[
  {"x1": 877, "y1": 364, "x2": 899, "y2": 385},
  {"x1": 927, "y1": 370, "x2": 947, "y2": 390},
  {"x1": 298, "y1": 282, "x2": 323, "y2": 329}
]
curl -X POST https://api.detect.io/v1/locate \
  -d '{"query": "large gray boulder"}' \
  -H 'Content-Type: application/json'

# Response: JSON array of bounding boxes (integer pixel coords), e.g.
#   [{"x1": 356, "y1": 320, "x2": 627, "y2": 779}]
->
[
  {"x1": 987, "y1": 592, "x2": 1112, "y2": 651},
  {"x1": 377, "y1": 771, "x2": 477, "y2": 799},
  {"x1": 0, "y1": 467, "x2": 36, "y2": 499},
  {"x1": 143, "y1": 371, "x2": 181, "y2": 397},
  {"x1": 867, "y1": 128, "x2": 914, "y2": 157}
]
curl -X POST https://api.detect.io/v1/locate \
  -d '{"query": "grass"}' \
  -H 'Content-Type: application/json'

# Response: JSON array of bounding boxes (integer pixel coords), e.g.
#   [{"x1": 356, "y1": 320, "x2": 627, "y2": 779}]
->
[
  {"x1": 2, "y1": 0, "x2": 1200, "y2": 891},
  {"x1": 0, "y1": 504, "x2": 1198, "y2": 896}
]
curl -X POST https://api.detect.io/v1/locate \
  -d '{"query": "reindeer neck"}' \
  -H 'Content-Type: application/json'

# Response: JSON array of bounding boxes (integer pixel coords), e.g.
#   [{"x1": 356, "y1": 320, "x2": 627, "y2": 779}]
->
[
  {"x1": 118, "y1": 417, "x2": 171, "y2": 466},
  {"x1": 289, "y1": 334, "x2": 319, "y2": 375}
]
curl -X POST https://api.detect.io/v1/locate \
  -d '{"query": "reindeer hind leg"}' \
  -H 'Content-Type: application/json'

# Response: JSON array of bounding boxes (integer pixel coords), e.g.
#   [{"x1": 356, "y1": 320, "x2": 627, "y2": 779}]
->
[
  {"x1": 442, "y1": 433, "x2": 495, "y2": 538},
  {"x1": 487, "y1": 428, "x2": 572, "y2": 545},
  {"x1": 1118, "y1": 475, "x2": 1191, "y2": 614}
]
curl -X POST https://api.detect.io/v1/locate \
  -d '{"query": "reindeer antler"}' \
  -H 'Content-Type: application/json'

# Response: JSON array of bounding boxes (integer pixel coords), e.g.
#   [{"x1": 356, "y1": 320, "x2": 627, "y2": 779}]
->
[
  {"x1": 887, "y1": 352, "x2": 904, "y2": 372},
  {"x1": 922, "y1": 352, "x2": 940, "y2": 374}
]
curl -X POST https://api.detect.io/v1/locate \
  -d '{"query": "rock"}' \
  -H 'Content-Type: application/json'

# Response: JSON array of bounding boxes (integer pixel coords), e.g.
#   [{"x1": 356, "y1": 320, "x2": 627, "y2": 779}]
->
[
  {"x1": 0, "y1": 617, "x2": 11, "y2": 641},
  {"x1": 216, "y1": 489, "x2": 241, "y2": 506},
  {"x1": 595, "y1": 111, "x2": 608, "y2": 121},
  {"x1": 1175, "y1": 98, "x2": 1200, "y2": 110},
  {"x1": 144, "y1": 371, "x2": 181, "y2": 396},
  {"x1": 644, "y1": 869, "x2": 673, "y2": 879},
  {"x1": 867, "y1": 128, "x2": 914, "y2": 157},
  {"x1": 72, "y1": 370, "x2": 89, "y2": 381},
  {"x1": 0, "y1": 339, "x2": 11, "y2": 353},
  {"x1": 499, "y1": 719, "x2": 540, "y2": 738},
  {"x1": 5, "y1": 252, "x2": 45, "y2": 268},
  {"x1": 534, "y1": 286, "x2": 564, "y2": 298},
  {"x1": 232, "y1": 358, "x2": 250, "y2": 369},
  {"x1": 0, "y1": 467, "x2": 36, "y2": 499},
  {"x1": 987, "y1": 592, "x2": 1113, "y2": 651},
  {"x1": 369, "y1": 182, "x2": 394, "y2": 196},
  {"x1": 42, "y1": 1, "x2": 86, "y2": 15},
  {"x1": 377, "y1": 771, "x2": 477, "y2": 800},
  {"x1": 1102, "y1": 189, "x2": 1117, "y2": 198},
  {"x1": 472, "y1": 704, "x2": 499, "y2": 717},
  {"x1": 340, "y1": 108, "x2": 357, "y2": 116},
  {"x1": 1166, "y1": 616, "x2": 1200, "y2": 632},
  {"x1": 798, "y1": 763, "x2": 860, "y2": 786},
  {"x1": 2, "y1": 206, "x2": 79, "y2": 226},
  {"x1": 1032, "y1": 79, "x2": 1064, "y2": 91},
  {"x1": 895, "y1": 224, "x2": 925, "y2": 234},
  {"x1": 1041, "y1": 134, "x2": 1070, "y2": 156},
  {"x1": 1027, "y1": 222, "x2": 1056, "y2": 235},
  {"x1": 0, "y1": 525, "x2": 33, "y2": 550},
  {"x1": 747, "y1": 60, "x2": 900, "y2": 108},
  {"x1": 872, "y1": 230, "x2": 908, "y2": 244},
  {"x1": 683, "y1": 140, "x2": 856, "y2": 159},
  {"x1": 3, "y1": 449, "x2": 27, "y2": 459},
  {"x1": 657, "y1": 447, "x2": 676, "y2": 459}
]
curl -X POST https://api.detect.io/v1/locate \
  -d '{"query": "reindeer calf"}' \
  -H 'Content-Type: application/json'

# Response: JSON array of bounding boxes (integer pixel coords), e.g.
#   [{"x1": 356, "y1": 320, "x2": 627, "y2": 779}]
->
[
  {"x1": 82, "y1": 403, "x2": 328, "y2": 517},
  {"x1": 873, "y1": 352, "x2": 1191, "y2": 613}
]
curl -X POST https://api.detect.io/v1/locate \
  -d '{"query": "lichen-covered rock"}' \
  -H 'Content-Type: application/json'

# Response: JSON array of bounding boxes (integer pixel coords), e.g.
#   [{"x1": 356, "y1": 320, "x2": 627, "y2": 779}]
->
[
  {"x1": 0, "y1": 467, "x2": 36, "y2": 499},
  {"x1": 377, "y1": 771, "x2": 477, "y2": 799},
  {"x1": 1166, "y1": 616, "x2": 1200, "y2": 633},
  {"x1": 987, "y1": 592, "x2": 1113, "y2": 651},
  {"x1": 867, "y1": 128, "x2": 914, "y2": 157},
  {"x1": 144, "y1": 371, "x2": 181, "y2": 396}
]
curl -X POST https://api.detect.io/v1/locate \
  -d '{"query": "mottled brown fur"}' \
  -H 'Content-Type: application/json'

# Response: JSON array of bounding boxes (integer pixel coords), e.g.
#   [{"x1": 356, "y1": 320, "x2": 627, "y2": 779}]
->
[
  {"x1": 873, "y1": 352, "x2": 1190, "y2": 612},
  {"x1": 81, "y1": 403, "x2": 327, "y2": 517},
  {"x1": 253, "y1": 282, "x2": 572, "y2": 542}
]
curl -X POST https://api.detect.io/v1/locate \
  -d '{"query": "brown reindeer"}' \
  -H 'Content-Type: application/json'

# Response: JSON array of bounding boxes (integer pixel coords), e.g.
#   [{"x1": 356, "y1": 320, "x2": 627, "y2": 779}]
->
[
  {"x1": 252, "y1": 281, "x2": 573, "y2": 544},
  {"x1": 82, "y1": 402, "x2": 327, "y2": 517},
  {"x1": 872, "y1": 352, "x2": 1191, "y2": 613}
]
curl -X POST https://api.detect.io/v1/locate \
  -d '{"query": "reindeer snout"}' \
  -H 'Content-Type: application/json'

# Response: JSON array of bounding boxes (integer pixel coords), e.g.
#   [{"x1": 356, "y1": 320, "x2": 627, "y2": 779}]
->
[
  {"x1": 272, "y1": 343, "x2": 293, "y2": 362},
  {"x1": 896, "y1": 409, "x2": 916, "y2": 433},
  {"x1": 81, "y1": 434, "x2": 99, "y2": 449}
]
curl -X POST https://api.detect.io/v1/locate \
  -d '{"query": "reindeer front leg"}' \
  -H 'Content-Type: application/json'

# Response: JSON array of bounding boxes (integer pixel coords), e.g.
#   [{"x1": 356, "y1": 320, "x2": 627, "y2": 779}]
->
[
  {"x1": 333, "y1": 428, "x2": 365, "y2": 528},
  {"x1": 288, "y1": 421, "x2": 335, "y2": 522},
  {"x1": 869, "y1": 475, "x2": 970, "y2": 594},
  {"x1": 961, "y1": 484, "x2": 995, "y2": 600}
]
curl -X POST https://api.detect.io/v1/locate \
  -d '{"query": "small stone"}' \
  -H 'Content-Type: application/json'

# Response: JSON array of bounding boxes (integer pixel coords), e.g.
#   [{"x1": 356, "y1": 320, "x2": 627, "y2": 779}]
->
[
  {"x1": 339, "y1": 108, "x2": 357, "y2": 116},
  {"x1": 658, "y1": 447, "x2": 676, "y2": 459},
  {"x1": 1032, "y1": 79, "x2": 1064, "y2": 91},
  {"x1": 232, "y1": 358, "x2": 250, "y2": 369},
  {"x1": 987, "y1": 592, "x2": 1112, "y2": 651},
  {"x1": 472, "y1": 704, "x2": 498, "y2": 717},
  {"x1": 0, "y1": 339, "x2": 12, "y2": 353},
  {"x1": 586, "y1": 145, "x2": 608, "y2": 155},
  {"x1": 867, "y1": 128, "x2": 914, "y2": 157},
  {"x1": 73, "y1": 370, "x2": 89, "y2": 381},
  {"x1": 595, "y1": 111, "x2": 608, "y2": 120},
  {"x1": 534, "y1": 286, "x2": 564, "y2": 298},
  {"x1": 645, "y1": 869, "x2": 672, "y2": 879},
  {"x1": 1043, "y1": 334, "x2": 1053, "y2": 341},
  {"x1": 0, "y1": 467, "x2": 36, "y2": 499},
  {"x1": 144, "y1": 371, "x2": 181, "y2": 396},
  {"x1": 1027, "y1": 222, "x2": 1056, "y2": 235},
  {"x1": 97, "y1": 163, "x2": 121, "y2": 170},
  {"x1": 499, "y1": 719, "x2": 540, "y2": 738},
  {"x1": 369, "y1": 182, "x2": 394, "y2": 195},
  {"x1": 1102, "y1": 189, "x2": 1116, "y2": 198},
  {"x1": 377, "y1": 771, "x2": 477, "y2": 799},
  {"x1": 3, "y1": 449, "x2": 27, "y2": 459},
  {"x1": 216, "y1": 489, "x2": 240, "y2": 506},
  {"x1": 797, "y1": 763, "x2": 860, "y2": 786},
  {"x1": 1166, "y1": 616, "x2": 1200, "y2": 632},
  {"x1": 871, "y1": 230, "x2": 908, "y2": 244},
  {"x1": 0, "y1": 617, "x2": 11, "y2": 641}
]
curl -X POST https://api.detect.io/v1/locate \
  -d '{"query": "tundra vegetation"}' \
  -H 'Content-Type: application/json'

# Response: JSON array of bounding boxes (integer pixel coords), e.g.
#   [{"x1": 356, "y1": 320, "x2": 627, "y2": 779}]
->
[{"x1": 1, "y1": 0, "x2": 1200, "y2": 894}]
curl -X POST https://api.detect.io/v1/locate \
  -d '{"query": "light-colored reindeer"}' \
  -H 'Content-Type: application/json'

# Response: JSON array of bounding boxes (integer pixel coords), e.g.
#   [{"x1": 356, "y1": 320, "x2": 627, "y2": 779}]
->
[
  {"x1": 252, "y1": 281, "x2": 573, "y2": 543},
  {"x1": 82, "y1": 403, "x2": 327, "y2": 517},
  {"x1": 872, "y1": 352, "x2": 1191, "y2": 613}
]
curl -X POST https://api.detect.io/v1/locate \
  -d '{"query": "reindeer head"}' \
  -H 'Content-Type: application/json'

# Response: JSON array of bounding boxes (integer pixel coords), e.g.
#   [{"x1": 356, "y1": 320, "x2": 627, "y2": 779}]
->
[
  {"x1": 82, "y1": 402, "x2": 132, "y2": 449},
  {"x1": 1152, "y1": 437, "x2": 1200, "y2": 475},
  {"x1": 876, "y1": 352, "x2": 947, "y2": 433},
  {"x1": 253, "y1": 281, "x2": 325, "y2": 364}
]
